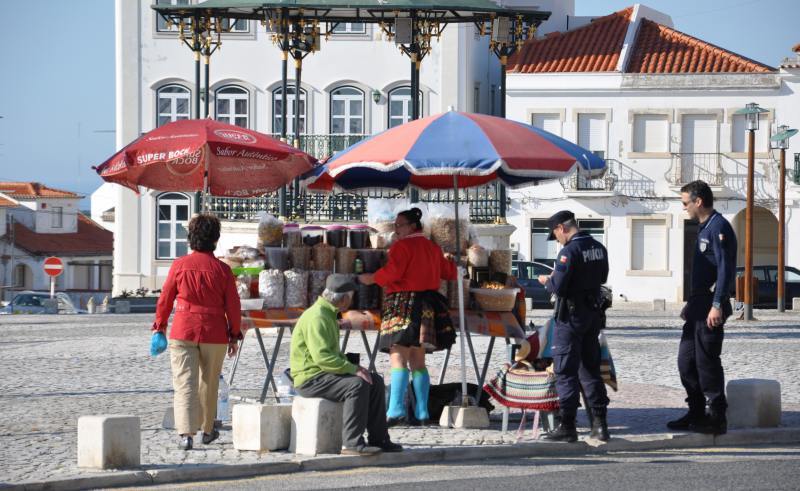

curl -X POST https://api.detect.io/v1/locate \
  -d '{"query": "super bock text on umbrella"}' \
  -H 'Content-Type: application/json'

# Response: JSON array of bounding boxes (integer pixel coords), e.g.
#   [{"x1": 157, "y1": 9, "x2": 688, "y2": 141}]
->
[{"x1": 43, "y1": 256, "x2": 64, "y2": 299}]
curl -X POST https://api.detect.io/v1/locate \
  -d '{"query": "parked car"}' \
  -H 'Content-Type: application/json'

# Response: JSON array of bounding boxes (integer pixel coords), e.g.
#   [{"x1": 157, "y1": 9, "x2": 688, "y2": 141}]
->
[
  {"x1": 735, "y1": 265, "x2": 800, "y2": 309},
  {"x1": 0, "y1": 291, "x2": 84, "y2": 315}
]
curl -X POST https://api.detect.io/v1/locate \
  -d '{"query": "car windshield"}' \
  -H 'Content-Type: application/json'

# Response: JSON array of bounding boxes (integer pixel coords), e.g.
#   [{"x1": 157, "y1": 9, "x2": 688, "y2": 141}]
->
[{"x1": 12, "y1": 294, "x2": 46, "y2": 307}]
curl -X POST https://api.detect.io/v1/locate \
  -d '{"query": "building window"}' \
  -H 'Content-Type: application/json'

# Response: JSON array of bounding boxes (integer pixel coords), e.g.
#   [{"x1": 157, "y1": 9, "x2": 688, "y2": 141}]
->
[
  {"x1": 221, "y1": 18, "x2": 249, "y2": 33},
  {"x1": 490, "y1": 85, "x2": 496, "y2": 116},
  {"x1": 215, "y1": 85, "x2": 249, "y2": 128},
  {"x1": 273, "y1": 86, "x2": 307, "y2": 135},
  {"x1": 681, "y1": 115, "x2": 718, "y2": 153},
  {"x1": 732, "y1": 113, "x2": 769, "y2": 153},
  {"x1": 157, "y1": 85, "x2": 191, "y2": 127},
  {"x1": 330, "y1": 86, "x2": 364, "y2": 134},
  {"x1": 577, "y1": 113, "x2": 606, "y2": 158},
  {"x1": 155, "y1": 0, "x2": 190, "y2": 32},
  {"x1": 51, "y1": 206, "x2": 63, "y2": 228},
  {"x1": 72, "y1": 264, "x2": 92, "y2": 290},
  {"x1": 531, "y1": 113, "x2": 562, "y2": 136},
  {"x1": 388, "y1": 86, "x2": 422, "y2": 128},
  {"x1": 156, "y1": 192, "x2": 190, "y2": 259},
  {"x1": 99, "y1": 263, "x2": 113, "y2": 291},
  {"x1": 630, "y1": 217, "x2": 668, "y2": 272},
  {"x1": 473, "y1": 85, "x2": 480, "y2": 113},
  {"x1": 530, "y1": 219, "x2": 559, "y2": 265},
  {"x1": 578, "y1": 219, "x2": 605, "y2": 243},
  {"x1": 633, "y1": 114, "x2": 669, "y2": 153},
  {"x1": 13, "y1": 264, "x2": 33, "y2": 290},
  {"x1": 329, "y1": 22, "x2": 366, "y2": 34}
]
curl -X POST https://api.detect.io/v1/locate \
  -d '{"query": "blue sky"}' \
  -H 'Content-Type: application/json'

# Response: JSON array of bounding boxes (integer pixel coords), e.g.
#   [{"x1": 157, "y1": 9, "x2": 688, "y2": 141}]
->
[{"x1": 0, "y1": 0, "x2": 797, "y2": 208}]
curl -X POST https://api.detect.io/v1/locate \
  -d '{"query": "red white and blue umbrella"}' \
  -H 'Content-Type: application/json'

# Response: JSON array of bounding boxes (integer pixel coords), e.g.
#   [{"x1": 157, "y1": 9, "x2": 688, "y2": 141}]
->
[{"x1": 302, "y1": 111, "x2": 606, "y2": 191}]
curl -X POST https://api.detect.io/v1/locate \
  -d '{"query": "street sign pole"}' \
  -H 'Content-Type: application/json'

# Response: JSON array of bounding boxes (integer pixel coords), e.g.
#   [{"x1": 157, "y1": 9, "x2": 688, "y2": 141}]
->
[{"x1": 50, "y1": 277, "x2": 55, "y2": 299}]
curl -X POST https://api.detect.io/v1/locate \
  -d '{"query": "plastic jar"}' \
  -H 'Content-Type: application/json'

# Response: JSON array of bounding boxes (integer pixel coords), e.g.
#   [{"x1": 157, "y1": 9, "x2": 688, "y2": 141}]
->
[
  {"x1": 301, "y1": 225, "x2": 325, "y2": 247},
  {"x1": 348, "y1": 224, "x2": 372, "y2": 249},
  {"x1": 283, "y1": 223, "x2": 302, "y2": 248},
  {"x1": 325, "y1": 224, "x2": 348, "y2": 248}
]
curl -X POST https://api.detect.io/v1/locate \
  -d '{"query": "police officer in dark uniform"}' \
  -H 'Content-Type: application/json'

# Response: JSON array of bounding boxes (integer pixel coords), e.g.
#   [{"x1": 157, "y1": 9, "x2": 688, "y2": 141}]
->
[
  {"x1": 668, "y1": 180, "x2": 736, "y2": 435},
  {"x1": 537, "y1": 210, "x2": 610, "y2": 442}
]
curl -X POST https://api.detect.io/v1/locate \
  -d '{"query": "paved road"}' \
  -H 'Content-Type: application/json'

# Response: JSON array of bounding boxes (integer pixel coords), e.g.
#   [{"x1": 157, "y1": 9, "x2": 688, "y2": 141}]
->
[
  {"x1": 127, "y1": 444, "x2": 800, "y2": 490},
  {"x1": 0, "y1": 307, "x2": 798, "y2": 485}
]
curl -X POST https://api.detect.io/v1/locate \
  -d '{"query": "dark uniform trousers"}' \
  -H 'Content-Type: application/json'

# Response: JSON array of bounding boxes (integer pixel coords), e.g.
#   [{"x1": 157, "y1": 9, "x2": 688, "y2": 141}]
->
[
  {"x1": 678, "y1": 294, "x2": 730, "y2": 413},
  {"x1": 552, "y1": 308, "x2": 609, "y2": 419},
  {"x1": 296, "y1": 371, "x2": 390, "y2": 448}
]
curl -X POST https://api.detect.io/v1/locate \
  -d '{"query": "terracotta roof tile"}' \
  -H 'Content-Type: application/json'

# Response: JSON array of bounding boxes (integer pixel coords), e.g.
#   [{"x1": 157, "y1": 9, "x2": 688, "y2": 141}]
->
[
  {"x1": 508, "y1": 6, "x2": 774, "y2": 75},
  {"x1": 508, "y1": 7, "x2": 633, "y2": 73},
  {"x1": 12, "y1": 214, "x2": 113, "y2": 256},
  {"x1": 0, "y1": 182, "x2": 82, "y2": 199},
  {"x1": 627, "y1": 19, "x2": 774, "y2": 73}
]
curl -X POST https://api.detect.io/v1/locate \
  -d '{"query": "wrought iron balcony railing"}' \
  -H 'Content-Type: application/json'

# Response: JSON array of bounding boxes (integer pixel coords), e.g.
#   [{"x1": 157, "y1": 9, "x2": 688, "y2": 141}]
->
[
  {"x1": 793, "y1": 153, "x2": 800, "y2": 185},
  {"x1": 559, "y1": 159, "x2": 619, "y2": 192},
  {"x1": 271, "y1": 133, "x2": 371, "y2": 159},
  {"x1": 666, "y1": 153, "x2": 725, "y2": 187}
]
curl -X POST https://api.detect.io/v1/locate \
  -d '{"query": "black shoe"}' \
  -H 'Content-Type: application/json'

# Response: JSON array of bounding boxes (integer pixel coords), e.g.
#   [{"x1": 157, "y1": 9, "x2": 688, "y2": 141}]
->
[
  {"x1": 689, "y1": 414, "x2": 727, "y2": 435},
  {"x1": 387, "y1": 416, "x2": 408, "y2": 427},
  {"x1": 590, "y1": 414, "x2": 610, "y2": 442},
  {"x1": 369, "y1": 440, "x2": 404, "y2": 452},
  {"x1": 178, "y1": 435, "x2": 193, "y2": 450},
  {"x1": 541, "y1": 423, "x2": 578, "y2": 443},
  {"x1": 341, "y1": 443, "x2": 382, "y2": 456},
  {"x1": 666, "y1": 410, "x2": 705, "y2": 431},
  {"x1": 201, "y1": 429, "x2": 220, "y2": 444}
]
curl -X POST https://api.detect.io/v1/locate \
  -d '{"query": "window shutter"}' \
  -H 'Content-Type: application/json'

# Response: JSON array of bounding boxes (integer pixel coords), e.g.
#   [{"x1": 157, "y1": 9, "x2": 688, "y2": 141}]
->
[
  {"x1": 532, "y1": 114, "x2": 561, "y2": 136},
  {"x1": 631, "y1": 219, "x2": 666, "y2": 271},
  {"x1": 578, "y1": 114, "x2": 605, "y2": 153},
  {"x1": 634, "y1": 115, "x2": 668, "y2": 153},
  {"x1": 681, "y1": 115, "x2": 717, "y2": 153}
]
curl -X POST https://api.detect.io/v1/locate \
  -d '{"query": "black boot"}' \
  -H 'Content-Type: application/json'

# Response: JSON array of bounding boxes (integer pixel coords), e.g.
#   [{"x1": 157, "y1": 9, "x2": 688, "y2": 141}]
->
[
  {"x1": 689, "y1": 409, "x2": 727, "y2": 435},
  {"x1": 590, "y1": 407, "x2": 610, "y2": 441},
  {"x1": 542, "y1": 415, "x2": 578, "y2": 443},
  {"x1": 666, "y1": 407, "x2": 705, "y2": 431}
]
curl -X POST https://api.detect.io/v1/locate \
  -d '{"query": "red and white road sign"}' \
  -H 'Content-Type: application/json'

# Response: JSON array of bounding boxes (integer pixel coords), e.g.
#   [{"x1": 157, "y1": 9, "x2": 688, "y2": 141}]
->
[{"x1": 43, "y1": 257, "x2": 64, "y2": 277}]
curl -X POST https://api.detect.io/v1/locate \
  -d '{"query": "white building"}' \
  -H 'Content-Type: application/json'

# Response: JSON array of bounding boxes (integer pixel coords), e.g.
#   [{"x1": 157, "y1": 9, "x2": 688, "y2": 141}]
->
[
  {"x1": 504, "y1": 5, "x2": 800, "y2": 303},
  {"x1": 0, "y1": 182, "x2": 113, "y2": 305},
  {"x1": 109, "y1": 0, "x2": 570, "y2": 295}
]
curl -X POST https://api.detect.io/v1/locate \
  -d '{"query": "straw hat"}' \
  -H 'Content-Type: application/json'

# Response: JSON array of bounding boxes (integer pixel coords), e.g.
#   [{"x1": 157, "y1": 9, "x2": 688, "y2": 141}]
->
[{"x1": 514, "y1": 339, "x2": 531, "y2": 362}]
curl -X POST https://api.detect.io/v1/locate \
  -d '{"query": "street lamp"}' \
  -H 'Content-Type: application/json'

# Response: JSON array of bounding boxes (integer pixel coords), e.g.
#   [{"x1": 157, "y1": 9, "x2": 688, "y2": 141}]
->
[
  {"x1": 770, "y1": 125, "x2": 797, "y2": 312},
  {"x1": 734, "y1": 102, "x2": 768, "y2": 320}
]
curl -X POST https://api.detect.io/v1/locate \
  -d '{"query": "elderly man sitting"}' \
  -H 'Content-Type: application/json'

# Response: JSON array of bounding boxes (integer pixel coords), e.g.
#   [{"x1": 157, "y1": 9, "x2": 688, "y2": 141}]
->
[{"x1": 290, "y1": 274, "x2": 402, "y2": 456}]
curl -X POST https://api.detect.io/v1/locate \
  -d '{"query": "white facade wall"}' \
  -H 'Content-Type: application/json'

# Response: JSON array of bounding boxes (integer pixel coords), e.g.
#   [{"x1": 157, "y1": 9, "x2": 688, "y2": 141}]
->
[
  {"x1": 34, "y1": 198, "x2": 81, "y2": 233},
  {"x1": 505, "y1": 69, "x2": 800, "y2": 302}
]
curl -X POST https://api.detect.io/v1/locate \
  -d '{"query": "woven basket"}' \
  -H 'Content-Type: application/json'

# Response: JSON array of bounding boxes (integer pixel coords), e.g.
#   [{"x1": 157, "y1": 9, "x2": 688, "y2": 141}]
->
[{"x1": 471, "y1": 287, "x2": 519, "y2": 312}]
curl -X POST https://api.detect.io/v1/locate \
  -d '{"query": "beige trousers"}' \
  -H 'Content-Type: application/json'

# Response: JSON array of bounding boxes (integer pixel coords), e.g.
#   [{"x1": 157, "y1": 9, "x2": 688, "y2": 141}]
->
[{"x1": 169, "y1": 339, "x2": 227, "y2": 435}]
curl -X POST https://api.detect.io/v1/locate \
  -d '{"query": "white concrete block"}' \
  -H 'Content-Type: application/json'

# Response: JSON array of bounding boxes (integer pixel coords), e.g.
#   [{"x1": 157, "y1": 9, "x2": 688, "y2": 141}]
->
[
  {"x1": 290, "y1": 397, "x2": 343, "y2": 455},
  {"x1": 653, "y1": 299, "x2": 666, "y2": 311},
  {"x1": 439, "y1": 405, "x2": 490, "y2": 429},
  {"x1": 792, "y1": 297, "x2": 800, "y2": 310},
  {"x1": 726, "y1": 379, "x2": 781, "y2": 428},
  {"x1": 233, "y1": 403, "x2": 292, "y2": 451},
  {"x1": 43, "y1": 299, "x2": 58, "y2": 314},
  {"x1": 114, "y1": 301, "x2": 131, "y2": 314},
  {"x1": 77, "y1": 415, "x2": 140, "y2": 469}
]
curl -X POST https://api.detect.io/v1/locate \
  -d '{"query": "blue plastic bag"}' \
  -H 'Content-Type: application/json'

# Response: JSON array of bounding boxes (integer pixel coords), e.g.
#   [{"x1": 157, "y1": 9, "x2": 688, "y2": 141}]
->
[{"x1": 150, "y1": 331, "x2": 167, "y2": 357}]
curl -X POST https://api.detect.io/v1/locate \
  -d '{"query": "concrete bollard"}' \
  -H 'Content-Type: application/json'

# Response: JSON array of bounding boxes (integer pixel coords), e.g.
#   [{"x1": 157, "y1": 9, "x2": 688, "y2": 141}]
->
[
  {"x1": 653, "y1": 299, "x2": 666, "y2": 311},
  {"x1": 43, "y1": 299, "x2": 59, "y2": 314},
  {"x1": 290, "y1": 397, "x2": 343, "y2": 455},
  {"x1": 439, "y1": 405, "x2": 490, "y2": 429},
  {"x1": 726, "y1": 379, "x2": 781, "y2": 428},
  {"x1": 77, "y1": 415, "x2": 140, "y2": 469},
  {"x1": 792, "y1": 297, "x2": 800, "y2": 311},
  {"x1": 114, "y1": 301, "x2": 131, "y2": 314},
  {"x1": 233, "y1": 403, "x2": 292, "y2": 451}
]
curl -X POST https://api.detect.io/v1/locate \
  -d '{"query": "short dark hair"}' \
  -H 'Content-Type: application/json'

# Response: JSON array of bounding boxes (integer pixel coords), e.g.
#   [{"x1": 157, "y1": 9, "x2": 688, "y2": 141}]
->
[
  {"x1": 187, "y1": 213, "x2": 221, "y2": 252},
  {"x1": 680, "y1": 180, "x2": 714, "y2": 208},
  {"x1": 398, "y1": 207, "x2": 423, "y2": 231}
]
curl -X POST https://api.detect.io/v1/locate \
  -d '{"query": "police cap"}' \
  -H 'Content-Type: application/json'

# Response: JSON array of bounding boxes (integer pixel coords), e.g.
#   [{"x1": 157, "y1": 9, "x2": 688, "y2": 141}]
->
[{"x1": 546, "y1": 210, "x2": 575, "y2": 241}]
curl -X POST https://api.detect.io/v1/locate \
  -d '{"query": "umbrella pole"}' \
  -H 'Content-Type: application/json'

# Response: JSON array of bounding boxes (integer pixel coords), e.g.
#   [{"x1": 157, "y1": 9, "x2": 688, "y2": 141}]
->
[
  {"x1": 201, "y1": 147, "x2": 210, "y2": 212},
  {"x1": 453, "y1": 175, "x2": 469, "y2": 407}
]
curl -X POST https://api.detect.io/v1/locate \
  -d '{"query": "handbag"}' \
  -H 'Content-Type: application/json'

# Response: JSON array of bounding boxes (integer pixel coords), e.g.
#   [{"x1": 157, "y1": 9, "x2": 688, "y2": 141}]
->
[{"x1": 483, "y1": 360, "x2": 559, "y2": 412}]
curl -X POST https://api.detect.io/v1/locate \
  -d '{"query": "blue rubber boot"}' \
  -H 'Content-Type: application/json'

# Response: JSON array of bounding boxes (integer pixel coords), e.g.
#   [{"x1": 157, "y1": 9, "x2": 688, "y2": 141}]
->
[
  {"x1": 387, "y1": 368, "x2": 409, "y2": 424},
  {"x1": 411, "y1": 368, "x2": 431, "y2": 423}
]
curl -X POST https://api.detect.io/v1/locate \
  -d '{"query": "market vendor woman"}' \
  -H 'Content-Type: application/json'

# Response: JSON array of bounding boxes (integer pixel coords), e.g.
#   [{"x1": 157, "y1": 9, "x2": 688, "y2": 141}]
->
[{"x1": 359, "y1": 207, "x2": 457, "y2": 426}]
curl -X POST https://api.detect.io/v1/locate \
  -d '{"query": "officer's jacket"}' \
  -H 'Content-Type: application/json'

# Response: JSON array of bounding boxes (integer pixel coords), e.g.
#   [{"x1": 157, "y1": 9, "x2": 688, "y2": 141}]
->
[
  {"x1": 691, "y1": 210, "x2": 736, "y2": 306},
  {"x1": 545, "y1": 231, "x2": 609, "y2": 300}
]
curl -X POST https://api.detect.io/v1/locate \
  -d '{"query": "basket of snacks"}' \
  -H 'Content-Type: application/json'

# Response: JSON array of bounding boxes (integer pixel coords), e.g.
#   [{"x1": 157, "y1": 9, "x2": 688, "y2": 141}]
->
[{"x1": 471, "y1": 282, "x2": 519, "y2": 312}]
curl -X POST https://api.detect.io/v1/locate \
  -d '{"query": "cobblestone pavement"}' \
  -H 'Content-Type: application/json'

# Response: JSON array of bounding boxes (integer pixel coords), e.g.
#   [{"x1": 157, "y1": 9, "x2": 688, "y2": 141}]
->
[{"x1": 1, "y1": 306, "x2": 798, "y2": 486}]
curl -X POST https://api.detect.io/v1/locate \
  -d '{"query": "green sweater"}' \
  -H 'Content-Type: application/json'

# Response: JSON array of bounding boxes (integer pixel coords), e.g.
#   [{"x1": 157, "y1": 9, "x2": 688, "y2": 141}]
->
[{"x1": 290, "y1": 297, "x2": 357, "y2": 388}]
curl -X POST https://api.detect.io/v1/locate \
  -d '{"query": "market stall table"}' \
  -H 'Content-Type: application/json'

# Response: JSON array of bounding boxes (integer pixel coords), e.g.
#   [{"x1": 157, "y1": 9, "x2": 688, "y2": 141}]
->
[{"x1": 230, "y1": 308, "x2": 525, "y2": 404}]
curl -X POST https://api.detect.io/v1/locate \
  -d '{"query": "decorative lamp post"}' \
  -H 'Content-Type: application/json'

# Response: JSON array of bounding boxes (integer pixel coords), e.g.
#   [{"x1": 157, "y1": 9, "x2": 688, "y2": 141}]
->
[
  {"x1": 734, "y1": 103, "x2": 768, "y2": 320},
  {"x1": 770, "y1": 125, "x2": 797, "y2": 312}
]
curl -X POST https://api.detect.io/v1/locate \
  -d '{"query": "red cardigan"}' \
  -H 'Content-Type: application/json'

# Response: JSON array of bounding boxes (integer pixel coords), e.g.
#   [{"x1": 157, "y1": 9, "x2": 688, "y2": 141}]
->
[
  {"x1": 153, "y1": 251, "x2": 242, "y2": 344},
  {"x1": 373, "y1": 233, "x2": 457, "y2": 294}
]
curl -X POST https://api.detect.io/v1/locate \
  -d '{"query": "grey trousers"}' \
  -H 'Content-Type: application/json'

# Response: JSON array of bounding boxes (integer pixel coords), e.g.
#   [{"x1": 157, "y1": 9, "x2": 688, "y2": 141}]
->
[{"x1": 296, "y1": 371, "x2": 390, "y2": 448}]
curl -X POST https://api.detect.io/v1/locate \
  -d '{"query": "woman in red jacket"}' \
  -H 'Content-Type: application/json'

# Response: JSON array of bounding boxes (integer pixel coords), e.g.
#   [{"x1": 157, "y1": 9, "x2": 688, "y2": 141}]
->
[
  {"x1": 359, "y1": 207, "x2": 457, "y2": 426},
  {"x1": 153, "y1": 213, "x2": 242, "y2": 450}
]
